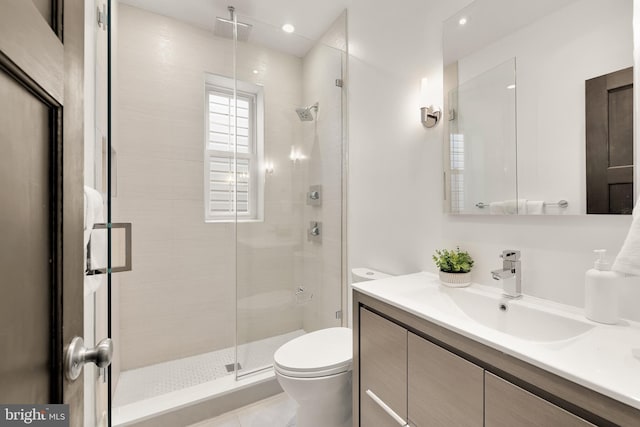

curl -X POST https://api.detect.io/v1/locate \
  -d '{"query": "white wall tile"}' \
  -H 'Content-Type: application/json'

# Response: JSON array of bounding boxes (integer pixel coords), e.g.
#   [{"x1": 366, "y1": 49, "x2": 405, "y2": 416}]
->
[{"x1": 116, "y1": 4, "x2": 307, "y2": 369}]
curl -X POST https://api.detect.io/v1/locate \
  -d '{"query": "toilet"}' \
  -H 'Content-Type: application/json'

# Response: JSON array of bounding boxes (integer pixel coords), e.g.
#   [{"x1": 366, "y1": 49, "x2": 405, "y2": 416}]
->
[{"x1": 273, "y1": 268, "x2": 390, "y2": 427}]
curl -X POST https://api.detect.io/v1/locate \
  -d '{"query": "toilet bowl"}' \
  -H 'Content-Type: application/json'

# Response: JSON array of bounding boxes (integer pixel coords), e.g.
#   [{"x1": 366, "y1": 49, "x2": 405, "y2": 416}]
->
[
  {"x1": 274, "y1": 327, "x2": 352, "y2": 427},
  {"x1": 274, "y1": 268, "x2": 391, "y2": 427}
]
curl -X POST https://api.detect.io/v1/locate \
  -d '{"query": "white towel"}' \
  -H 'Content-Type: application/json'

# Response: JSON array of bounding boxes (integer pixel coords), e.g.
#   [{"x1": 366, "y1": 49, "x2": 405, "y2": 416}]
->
[
  {"x1": 526, "y1": 201, "x2": 544, "y2": 215},
  {"x1": 489, "y1": 202, "x2": 505, "y2": 215},
  {"x1": 84, "y1": 186, "x2": 105, "y2": 296},
  {"x1": 612, "y1": 200, "x2": 640, "y2": 276},
  {"x1": 83, "y1": 186, "x2": 103, "y2": 247},
  {"x1": 504, "y1": 199, "x2": 526, "y2": 215}
]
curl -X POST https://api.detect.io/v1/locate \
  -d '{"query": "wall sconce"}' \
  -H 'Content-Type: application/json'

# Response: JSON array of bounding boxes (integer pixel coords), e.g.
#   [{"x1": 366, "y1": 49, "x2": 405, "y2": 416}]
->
[
  {"x1": 420, "y1": 77, "x2": 441, "y2": 128},
  {"x1": 289, "y1": 146, "x2": 306, "y2": 163},
  {"x1": 265, "y1": 161, "x2": 274, "y2": 175},
  {"x1": 420, "y1": 106, "x2": 441, "y2": 128}
]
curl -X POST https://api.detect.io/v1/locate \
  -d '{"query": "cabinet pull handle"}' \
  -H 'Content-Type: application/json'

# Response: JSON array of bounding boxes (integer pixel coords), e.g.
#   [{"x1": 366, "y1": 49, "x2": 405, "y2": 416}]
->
[{"x1": 365, "y1": 389, "x2": 409, "y2": 426}]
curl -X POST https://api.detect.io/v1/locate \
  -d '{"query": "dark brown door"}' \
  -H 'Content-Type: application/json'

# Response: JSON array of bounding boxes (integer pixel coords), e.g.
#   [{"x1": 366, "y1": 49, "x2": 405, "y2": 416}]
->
[
  {"x1": 586, "y1": 67, "x2": 634, "y2": 214},
  {"x1": 0, "y1": 1, "x2": 85, "y2": 425}
]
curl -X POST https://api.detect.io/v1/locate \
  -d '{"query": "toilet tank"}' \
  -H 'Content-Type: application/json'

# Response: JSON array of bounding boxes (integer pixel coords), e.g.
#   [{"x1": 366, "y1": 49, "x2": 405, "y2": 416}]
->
[{"x1": 351, "y1": 268, "x2": 391, "y2": 283}]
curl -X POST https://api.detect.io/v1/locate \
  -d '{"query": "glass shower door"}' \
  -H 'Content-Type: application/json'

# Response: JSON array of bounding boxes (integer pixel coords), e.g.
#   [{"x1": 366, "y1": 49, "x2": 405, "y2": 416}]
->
[
  {"x1": 84, "y1": 0, "x2": 110, "y2": 425},
  {"x1": 233, "y1": 11, "x2": 348, "y2": 378}
]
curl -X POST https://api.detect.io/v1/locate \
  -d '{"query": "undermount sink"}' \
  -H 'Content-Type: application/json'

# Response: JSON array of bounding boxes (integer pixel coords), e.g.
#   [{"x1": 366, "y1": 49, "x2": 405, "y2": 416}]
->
[{"x1": 444, "y1": 287, "x2": 595, "y2": 342}]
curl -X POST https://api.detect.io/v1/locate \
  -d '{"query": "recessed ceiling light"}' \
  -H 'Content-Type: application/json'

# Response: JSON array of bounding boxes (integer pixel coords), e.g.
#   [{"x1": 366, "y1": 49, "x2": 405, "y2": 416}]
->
[
  {"x1": 282, "y1": 23, "x2": 295, "y2": 33},
  {"x1": 459, "y1": 17, "x2": 467, "y2": 26},
  {"x1": 253, "y1": 69, "x2": 259, "y2": 74},
  {"x1": 506, "y1": 84, "x2": 516, "y2": 90}
]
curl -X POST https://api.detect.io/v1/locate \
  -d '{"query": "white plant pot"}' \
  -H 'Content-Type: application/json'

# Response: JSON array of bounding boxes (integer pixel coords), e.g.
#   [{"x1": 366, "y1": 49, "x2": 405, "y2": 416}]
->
[{"x1": 439, "y1": 271, "x2": 472, "y2": 288}]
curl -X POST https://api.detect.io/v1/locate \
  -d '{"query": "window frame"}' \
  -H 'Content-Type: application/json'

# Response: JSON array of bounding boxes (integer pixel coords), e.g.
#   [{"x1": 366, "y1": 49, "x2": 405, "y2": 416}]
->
[{"x1": 204, "y1": 73, "x2": 265, "y2": 223}]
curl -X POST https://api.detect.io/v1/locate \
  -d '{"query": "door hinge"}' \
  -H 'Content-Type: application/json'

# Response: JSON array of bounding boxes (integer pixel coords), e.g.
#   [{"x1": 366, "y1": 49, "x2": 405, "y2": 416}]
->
[
  {"x1": 335, "y1": 79, "x2": 343, "y2": 88},
  {"x1": 335, "y1": 310, "x2": 343, "y2": 320},
  {"x1": 97, "y1": 4, "x2": 107, "y2": 30}
]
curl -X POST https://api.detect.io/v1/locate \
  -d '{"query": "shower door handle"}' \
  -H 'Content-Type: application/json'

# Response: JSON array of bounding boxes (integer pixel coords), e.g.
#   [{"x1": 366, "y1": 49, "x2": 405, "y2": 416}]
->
[
  {"x1": 87, "y1": 222, "x2": 132, "y2": 275},
  {"x1": 65, "y1": 337, "x2": 113, "y2": 381}
]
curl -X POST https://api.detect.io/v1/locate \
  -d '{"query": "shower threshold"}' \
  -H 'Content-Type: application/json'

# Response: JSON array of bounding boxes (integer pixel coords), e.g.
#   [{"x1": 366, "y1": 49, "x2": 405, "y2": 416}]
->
[{"x1": 112, "y1": 329, "x2": 304, "y2": 426}]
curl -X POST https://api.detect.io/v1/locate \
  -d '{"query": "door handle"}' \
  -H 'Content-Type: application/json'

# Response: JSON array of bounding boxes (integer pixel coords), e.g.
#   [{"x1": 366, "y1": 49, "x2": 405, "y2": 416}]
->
[{"x1": 65, "y1": 337, "x2": 113, "y2": 381}]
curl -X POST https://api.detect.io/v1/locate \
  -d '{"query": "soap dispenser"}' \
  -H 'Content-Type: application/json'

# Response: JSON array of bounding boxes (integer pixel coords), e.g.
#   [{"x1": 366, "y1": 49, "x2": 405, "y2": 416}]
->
[{"x1": 585, "y1": 249, "x2": 620, "y2": 324}]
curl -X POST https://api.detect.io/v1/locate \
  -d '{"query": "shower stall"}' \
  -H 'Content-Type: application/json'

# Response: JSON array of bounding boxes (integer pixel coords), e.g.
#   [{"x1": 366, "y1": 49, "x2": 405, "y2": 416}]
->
[{"x1": 100, "y1": 1, "x2": 348, "y2": 425}]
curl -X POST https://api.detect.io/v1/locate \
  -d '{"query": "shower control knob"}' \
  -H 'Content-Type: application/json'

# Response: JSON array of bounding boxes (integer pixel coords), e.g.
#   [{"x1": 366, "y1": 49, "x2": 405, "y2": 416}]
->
[
  {"x1": 308, "y1": 221, "x2": 322, "y2": 242},
  {"x1": 65, "y1": 337, "x2": 113, "y2": 381},
  {"x1": 306, "y1": 185, "x2": 322, "y2": 206}
]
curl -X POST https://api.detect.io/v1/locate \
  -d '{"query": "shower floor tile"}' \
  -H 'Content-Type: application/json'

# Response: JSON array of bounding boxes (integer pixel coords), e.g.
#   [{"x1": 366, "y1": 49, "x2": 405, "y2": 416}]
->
[{"x1": 113, "y1": 330, "x2": 305, "y2": 407}]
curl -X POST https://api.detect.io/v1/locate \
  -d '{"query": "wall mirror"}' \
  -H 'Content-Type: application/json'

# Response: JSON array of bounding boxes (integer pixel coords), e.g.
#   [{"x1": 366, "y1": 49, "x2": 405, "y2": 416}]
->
[{"x1": 443, "y1": 0, "x2": 634, "y2": 215}]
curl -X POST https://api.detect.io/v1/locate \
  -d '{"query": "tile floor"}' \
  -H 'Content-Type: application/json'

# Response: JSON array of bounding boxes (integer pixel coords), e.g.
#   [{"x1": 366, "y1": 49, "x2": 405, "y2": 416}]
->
[{"x1": 188, "y1": 393, "x2": 297, "y2": 427}]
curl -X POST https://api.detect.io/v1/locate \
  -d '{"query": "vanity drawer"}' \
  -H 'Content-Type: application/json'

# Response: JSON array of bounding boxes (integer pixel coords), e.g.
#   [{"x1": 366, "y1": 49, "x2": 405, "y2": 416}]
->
[
  {"x1": 359, "y1": 308, "x2": 407, "y2": 427},
  {"x1": 485, "y1": 372, "x2": 594, "y2": 427},
  {"x1": 408, "y1": 332, "x2": 483, "y2": 426}
]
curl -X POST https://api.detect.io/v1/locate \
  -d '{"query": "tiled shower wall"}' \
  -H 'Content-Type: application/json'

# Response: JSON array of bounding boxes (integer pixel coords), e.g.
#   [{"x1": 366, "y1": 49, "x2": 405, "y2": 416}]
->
[{"x1": 115, "y1": 4, "x2": 305, "y2": 370}]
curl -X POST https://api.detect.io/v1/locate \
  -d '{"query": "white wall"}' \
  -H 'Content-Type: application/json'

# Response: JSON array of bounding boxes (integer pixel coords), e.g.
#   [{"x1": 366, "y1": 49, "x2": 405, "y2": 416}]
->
[{"x1": 348, "y1": 0, "x2": 640, "y2": 322}]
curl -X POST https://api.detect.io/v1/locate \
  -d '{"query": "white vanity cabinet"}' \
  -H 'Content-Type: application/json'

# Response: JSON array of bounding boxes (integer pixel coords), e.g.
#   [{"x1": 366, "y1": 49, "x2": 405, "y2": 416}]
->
[{"x1": 353, "y1": 290, "x2": 639, "y2": 427}]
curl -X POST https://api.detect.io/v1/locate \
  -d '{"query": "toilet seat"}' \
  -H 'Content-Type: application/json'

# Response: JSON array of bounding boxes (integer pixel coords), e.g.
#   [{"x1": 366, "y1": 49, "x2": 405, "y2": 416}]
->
[{"x1": 274, "y1": 327, "x2": 352, "y2": 378}]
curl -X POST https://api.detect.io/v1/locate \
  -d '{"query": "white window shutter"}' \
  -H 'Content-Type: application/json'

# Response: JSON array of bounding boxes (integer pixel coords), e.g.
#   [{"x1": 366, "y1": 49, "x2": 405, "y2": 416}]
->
[
  {"x1": 204, "y1": 85, "x2": 257, "y2": 220},
  {"x1": 208, "y1": 156, "x2": 250, "y2": 216}
]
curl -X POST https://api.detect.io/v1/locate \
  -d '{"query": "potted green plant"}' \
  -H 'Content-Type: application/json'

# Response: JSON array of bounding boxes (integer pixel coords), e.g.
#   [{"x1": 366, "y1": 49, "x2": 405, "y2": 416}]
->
[{"x1": 432, "y1": 247, "x2": 474, "y2": 287}]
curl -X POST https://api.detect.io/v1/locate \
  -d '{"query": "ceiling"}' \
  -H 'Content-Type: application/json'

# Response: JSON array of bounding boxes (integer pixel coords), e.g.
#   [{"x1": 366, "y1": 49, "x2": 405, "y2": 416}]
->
[
  {"x1": 120, "y1": 0, "x2": 350, "y2": 57},
  {"x1": 443, "y1": 0, "x2": 580, "y2": 64}
]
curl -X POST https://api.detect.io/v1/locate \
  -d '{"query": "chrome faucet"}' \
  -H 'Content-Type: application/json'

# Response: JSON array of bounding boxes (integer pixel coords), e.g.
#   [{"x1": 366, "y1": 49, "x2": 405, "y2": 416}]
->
[{"x1": 491, "y1": 250, "x2": 522, "y2": 299}]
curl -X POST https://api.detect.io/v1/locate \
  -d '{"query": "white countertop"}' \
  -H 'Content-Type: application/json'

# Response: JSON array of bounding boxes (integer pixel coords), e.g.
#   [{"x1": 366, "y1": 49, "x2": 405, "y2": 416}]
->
[{"x1": 352, "y1": 272, "x2": 640, "y2": 410}]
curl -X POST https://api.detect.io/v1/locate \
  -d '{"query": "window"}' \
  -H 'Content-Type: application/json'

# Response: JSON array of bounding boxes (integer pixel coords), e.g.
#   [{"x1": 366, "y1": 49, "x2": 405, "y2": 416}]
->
[
  {"x1": 450, "y1": 133, "x2": 465, "y2": 212},
  {"x1": 204, "y1": 74, "x2": 264, "y2": 222}
]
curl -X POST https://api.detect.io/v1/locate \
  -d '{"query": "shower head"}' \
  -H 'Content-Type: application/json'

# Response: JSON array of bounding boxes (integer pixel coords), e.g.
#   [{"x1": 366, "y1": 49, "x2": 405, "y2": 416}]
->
[
  {"x1": 295, "y1": 102, "x2": 319, "y2": 122},
  {"x1": 215, "y1": 6, "x2": 252, "y2": 42}
]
